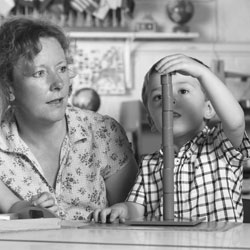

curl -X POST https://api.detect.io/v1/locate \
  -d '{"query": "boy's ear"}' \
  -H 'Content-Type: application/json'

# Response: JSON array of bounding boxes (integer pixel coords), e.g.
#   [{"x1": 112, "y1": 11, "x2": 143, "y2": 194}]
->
[
  {"x1": 204, "y1": 100, "x2": 216, "y2": 120},
  {"x1": 147, "y1": 114, "x2": 158, "y2": 132}
]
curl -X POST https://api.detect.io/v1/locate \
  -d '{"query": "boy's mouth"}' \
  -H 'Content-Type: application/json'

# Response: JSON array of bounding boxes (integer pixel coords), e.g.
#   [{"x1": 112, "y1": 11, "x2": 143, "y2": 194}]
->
[{"x1": 173, "y1": 112, "x2": 181, "y2": 118}]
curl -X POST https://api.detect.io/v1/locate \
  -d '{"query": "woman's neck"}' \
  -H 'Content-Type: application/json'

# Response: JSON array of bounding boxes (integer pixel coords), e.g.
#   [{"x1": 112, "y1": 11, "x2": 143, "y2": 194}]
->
[{"x1": 15, "y1": 115, "x2": 67, "y2": 147}]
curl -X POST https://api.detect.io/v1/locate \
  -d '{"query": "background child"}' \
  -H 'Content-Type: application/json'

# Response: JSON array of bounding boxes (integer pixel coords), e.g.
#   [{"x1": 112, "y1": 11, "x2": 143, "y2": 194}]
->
[{"x1": 94, "y1": 54, "x2": 250, "y2": 223}]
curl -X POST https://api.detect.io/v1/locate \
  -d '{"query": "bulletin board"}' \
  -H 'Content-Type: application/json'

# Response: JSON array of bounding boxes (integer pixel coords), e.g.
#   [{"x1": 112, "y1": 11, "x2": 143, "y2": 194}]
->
[{"x1": 70, "y1": 40, "x2": 131, "y2": 96}]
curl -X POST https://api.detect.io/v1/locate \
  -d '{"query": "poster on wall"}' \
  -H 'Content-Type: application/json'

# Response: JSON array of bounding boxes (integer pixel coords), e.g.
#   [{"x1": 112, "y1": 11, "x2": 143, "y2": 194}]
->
[{"x1": 70, "y1": 40, "x2": 131, "y2": 96}]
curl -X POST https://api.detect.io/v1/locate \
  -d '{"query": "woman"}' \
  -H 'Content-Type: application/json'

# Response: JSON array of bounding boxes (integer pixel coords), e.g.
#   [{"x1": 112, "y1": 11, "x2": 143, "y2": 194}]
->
[{"x1": 0, "y1": 16, "x2": 138, "y2": 220}]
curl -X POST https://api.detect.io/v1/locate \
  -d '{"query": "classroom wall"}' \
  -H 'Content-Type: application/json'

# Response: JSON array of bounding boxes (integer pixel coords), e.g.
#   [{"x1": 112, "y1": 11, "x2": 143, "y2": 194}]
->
[
  {"x1": 98, "y1": 42, "x2": 250, "y2": 136},
  {"x1": 94, "y1": 0, "x2": 250, "y2": 122},
  {"x1": 70, "y1": 0, "x2": 250, "y2": 127},
  {"x1": 131, "y1": 0, "x2": 250, "y2": 43}
]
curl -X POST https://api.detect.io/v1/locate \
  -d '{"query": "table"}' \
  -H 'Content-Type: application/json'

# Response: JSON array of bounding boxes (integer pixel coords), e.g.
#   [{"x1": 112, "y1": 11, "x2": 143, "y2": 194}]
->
[{"x1": 0, "y1": 221, "x2": 249, "y2": 250}]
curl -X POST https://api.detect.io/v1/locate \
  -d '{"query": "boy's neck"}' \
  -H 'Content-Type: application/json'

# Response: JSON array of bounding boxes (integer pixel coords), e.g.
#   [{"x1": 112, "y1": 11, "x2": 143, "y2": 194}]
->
[{"x1": 173, "y1": 124, "x2": 207, "y2": 152}]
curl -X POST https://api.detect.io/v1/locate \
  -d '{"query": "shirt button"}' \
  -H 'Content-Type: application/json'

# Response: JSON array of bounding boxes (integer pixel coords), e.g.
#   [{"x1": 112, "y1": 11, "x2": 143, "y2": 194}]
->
[
  {"x1": 175, "y1": 158, "x2": 180, "y2": 164},
  {"x1": 186, "y1": 151, "x2": 192, "y2": 158}
]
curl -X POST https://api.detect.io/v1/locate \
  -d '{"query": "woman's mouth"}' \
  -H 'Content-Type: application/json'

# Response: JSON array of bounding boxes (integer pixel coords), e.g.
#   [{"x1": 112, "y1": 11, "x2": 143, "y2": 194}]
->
[{"x1": 47, "y1": 97, "x2": 64, "y2": 105}]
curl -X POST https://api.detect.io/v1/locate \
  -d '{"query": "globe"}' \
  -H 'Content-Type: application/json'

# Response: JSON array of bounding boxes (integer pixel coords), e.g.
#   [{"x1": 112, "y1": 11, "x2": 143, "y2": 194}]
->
[{"x1": 166, "y1": 0, "x2": 194, "y2": 32}]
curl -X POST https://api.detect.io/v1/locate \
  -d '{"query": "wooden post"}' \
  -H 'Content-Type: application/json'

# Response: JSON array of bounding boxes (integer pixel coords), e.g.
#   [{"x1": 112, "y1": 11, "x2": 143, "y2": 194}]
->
[{"x1": 161, "y1": 74, "x2": 175, "y2": 221}]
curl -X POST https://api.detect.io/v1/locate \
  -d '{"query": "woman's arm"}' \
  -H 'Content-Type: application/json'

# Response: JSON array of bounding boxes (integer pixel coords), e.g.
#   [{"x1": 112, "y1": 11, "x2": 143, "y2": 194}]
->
[
  {"x1": 105, "y1": 157, "x2": 138, "y2": 205},
  {"x1": 0, "y1": 180, "x2": 21, "y2": 213}
]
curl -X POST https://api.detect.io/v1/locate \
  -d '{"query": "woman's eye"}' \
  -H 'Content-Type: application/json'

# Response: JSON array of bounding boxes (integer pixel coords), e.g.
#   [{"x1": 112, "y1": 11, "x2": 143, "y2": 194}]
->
[
  {"x1": 58, "y1": 66, "x2": 68, "y2": 73},
  {"x1": 32, "y1": 70, "x2": 46, "y2": 78},
  {"x1": 179, "y1": 89, "x2": 189, "y2": 94}
]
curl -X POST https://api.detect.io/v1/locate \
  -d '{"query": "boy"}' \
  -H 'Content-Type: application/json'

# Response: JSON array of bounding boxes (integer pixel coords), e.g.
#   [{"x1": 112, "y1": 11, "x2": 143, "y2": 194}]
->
[{"x1": 94, "y1": 54, "x2": 250, "y2": 222}]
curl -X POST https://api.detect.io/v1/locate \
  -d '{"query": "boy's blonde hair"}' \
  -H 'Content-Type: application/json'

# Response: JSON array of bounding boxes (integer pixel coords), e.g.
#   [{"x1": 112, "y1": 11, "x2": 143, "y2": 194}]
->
[
  {"x1": 141, "y1": 63, "x2": 158, "y2": 112},
  {"x1": 141, "y1": 57, "x2": 210, "y2": 113}
]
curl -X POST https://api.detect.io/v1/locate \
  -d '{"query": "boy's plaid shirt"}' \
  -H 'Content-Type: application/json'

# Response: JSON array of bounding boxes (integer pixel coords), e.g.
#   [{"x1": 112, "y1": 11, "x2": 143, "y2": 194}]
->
[{"x1": 127, "y1": 123, "x2": 250, "y2": 222}]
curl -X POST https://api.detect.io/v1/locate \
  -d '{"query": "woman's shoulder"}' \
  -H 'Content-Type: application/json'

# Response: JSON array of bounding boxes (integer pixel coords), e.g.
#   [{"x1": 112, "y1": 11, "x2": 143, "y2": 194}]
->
[
  {"x1": 67, "y1": 105, "x2": 118, "y2": 123},
  {"x1": 0, "y1": 119, "x2": 19, "y2": 150},
  {"x1": 66, "y1": 105, "x2": 125, "y2": 135}
]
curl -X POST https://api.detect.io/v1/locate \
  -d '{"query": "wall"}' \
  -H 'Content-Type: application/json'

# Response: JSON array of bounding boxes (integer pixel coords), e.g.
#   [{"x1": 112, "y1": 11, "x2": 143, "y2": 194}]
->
[
  {"x1": 71, "y1": 0, "x2": 250, "y2": 194},
  {"x1": 131, "y1": 0, "x2": 250, "y2": 43},
  {"x1": 70, "y1": 0, "x2": 250, "y2": 125},
  {"x1": 92, "y1": 0, "x2": 250, "y2": 121},
  {"x1": 97, "y1": 42, "x2": 250, "y2": 123}
]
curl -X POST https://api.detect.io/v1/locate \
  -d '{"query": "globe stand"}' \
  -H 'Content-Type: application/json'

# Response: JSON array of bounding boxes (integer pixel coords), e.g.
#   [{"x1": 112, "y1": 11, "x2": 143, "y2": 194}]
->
[
  {"x1": 173, "y1": 24, "x2": 190, "y2": 33},
  {"x1": 125, "y1": 74, "x2": 203, "y2": 227}
]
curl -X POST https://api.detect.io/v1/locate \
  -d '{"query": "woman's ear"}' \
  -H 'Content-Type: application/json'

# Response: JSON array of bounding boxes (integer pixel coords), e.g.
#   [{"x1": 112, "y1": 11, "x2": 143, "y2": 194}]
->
[
  {"x1": 147, "y1": 114, "x2": 158, "y2": 132},
  {"x1": 8, "y1": 86, "x2": 15, "y2": 102},
  {"x1": 204, "y1": 100, "x2": 215, "y2": 120}
]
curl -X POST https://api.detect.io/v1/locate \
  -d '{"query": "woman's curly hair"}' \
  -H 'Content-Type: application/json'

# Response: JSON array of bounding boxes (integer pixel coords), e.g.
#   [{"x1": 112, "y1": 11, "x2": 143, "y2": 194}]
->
[{"x1": 0, "y1": 16, "x2": 70, "y2": 122}]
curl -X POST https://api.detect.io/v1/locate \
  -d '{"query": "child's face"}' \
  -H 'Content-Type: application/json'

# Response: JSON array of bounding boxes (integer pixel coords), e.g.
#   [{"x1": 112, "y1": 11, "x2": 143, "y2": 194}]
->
[{"x1": 147, "y1": 72, "x2": 209, "y2": 145}]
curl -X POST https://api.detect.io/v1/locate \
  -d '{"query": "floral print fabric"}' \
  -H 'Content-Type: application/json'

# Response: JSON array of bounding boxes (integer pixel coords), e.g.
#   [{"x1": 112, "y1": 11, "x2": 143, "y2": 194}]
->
[{"x1": 0, "y1": 106, "x2": 133, "y2": 221}]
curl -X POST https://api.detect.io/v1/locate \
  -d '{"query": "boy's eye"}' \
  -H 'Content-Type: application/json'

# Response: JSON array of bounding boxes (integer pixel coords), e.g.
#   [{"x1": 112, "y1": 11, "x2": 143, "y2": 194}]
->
[
  {"x1": 152, "y1": 94, "x2": 162, "y2": 102},
  {"x1": 32, "y1": 70, "x2": 46, "y2": 78}
]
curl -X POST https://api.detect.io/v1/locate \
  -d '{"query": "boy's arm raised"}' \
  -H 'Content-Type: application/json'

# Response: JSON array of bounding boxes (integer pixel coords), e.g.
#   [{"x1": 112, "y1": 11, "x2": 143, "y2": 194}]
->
[
  {"x1": 198, "y1": 67, "x2": 245, "y2": 148},
  {"x1": 155, "y1": 54, "x2": 245, "y2": 148}
]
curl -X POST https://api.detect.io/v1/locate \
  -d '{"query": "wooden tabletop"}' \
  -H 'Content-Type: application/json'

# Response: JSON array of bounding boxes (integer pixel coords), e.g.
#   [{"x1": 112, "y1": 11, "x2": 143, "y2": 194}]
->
[{"x1": 0, "y1": 221, "x2": 249, "y2": 250}]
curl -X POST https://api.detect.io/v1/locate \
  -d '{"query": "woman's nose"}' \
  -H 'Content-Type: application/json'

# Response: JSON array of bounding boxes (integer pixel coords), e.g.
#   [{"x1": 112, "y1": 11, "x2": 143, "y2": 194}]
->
[{"x1": 49, "y1": 71, "x2": 64, "y2": 90}]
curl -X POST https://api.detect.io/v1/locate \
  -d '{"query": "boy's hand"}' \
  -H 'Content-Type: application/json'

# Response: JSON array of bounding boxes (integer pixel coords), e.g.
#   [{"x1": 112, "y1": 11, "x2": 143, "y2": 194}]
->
[
  {"x1": 155, "y1": 54, "x2": 210, "y2": 80},
  {"x1": 93, "y1": 203, "x2": 128, "y2": 224},
  {"x1": 31, "y1": 192, "x2": 58, "y2": 213}
]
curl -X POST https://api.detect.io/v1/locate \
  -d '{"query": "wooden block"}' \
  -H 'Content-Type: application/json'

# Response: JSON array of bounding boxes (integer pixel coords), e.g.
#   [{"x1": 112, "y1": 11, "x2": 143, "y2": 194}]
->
[{"x1": 0, "y1": 213, "x2": 19, "y2": 220}]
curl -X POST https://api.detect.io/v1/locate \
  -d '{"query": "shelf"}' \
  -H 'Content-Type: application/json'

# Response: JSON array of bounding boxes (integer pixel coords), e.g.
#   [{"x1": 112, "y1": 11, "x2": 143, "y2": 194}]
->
[{"x1": 67, "y1": 30, "x2": 199, "y2": 40}]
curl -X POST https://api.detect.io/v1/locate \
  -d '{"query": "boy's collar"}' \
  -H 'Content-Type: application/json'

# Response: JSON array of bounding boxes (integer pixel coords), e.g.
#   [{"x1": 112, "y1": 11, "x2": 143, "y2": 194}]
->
[{"x1": 159, "y1": 125, "x2": 210, "y2": 156}]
